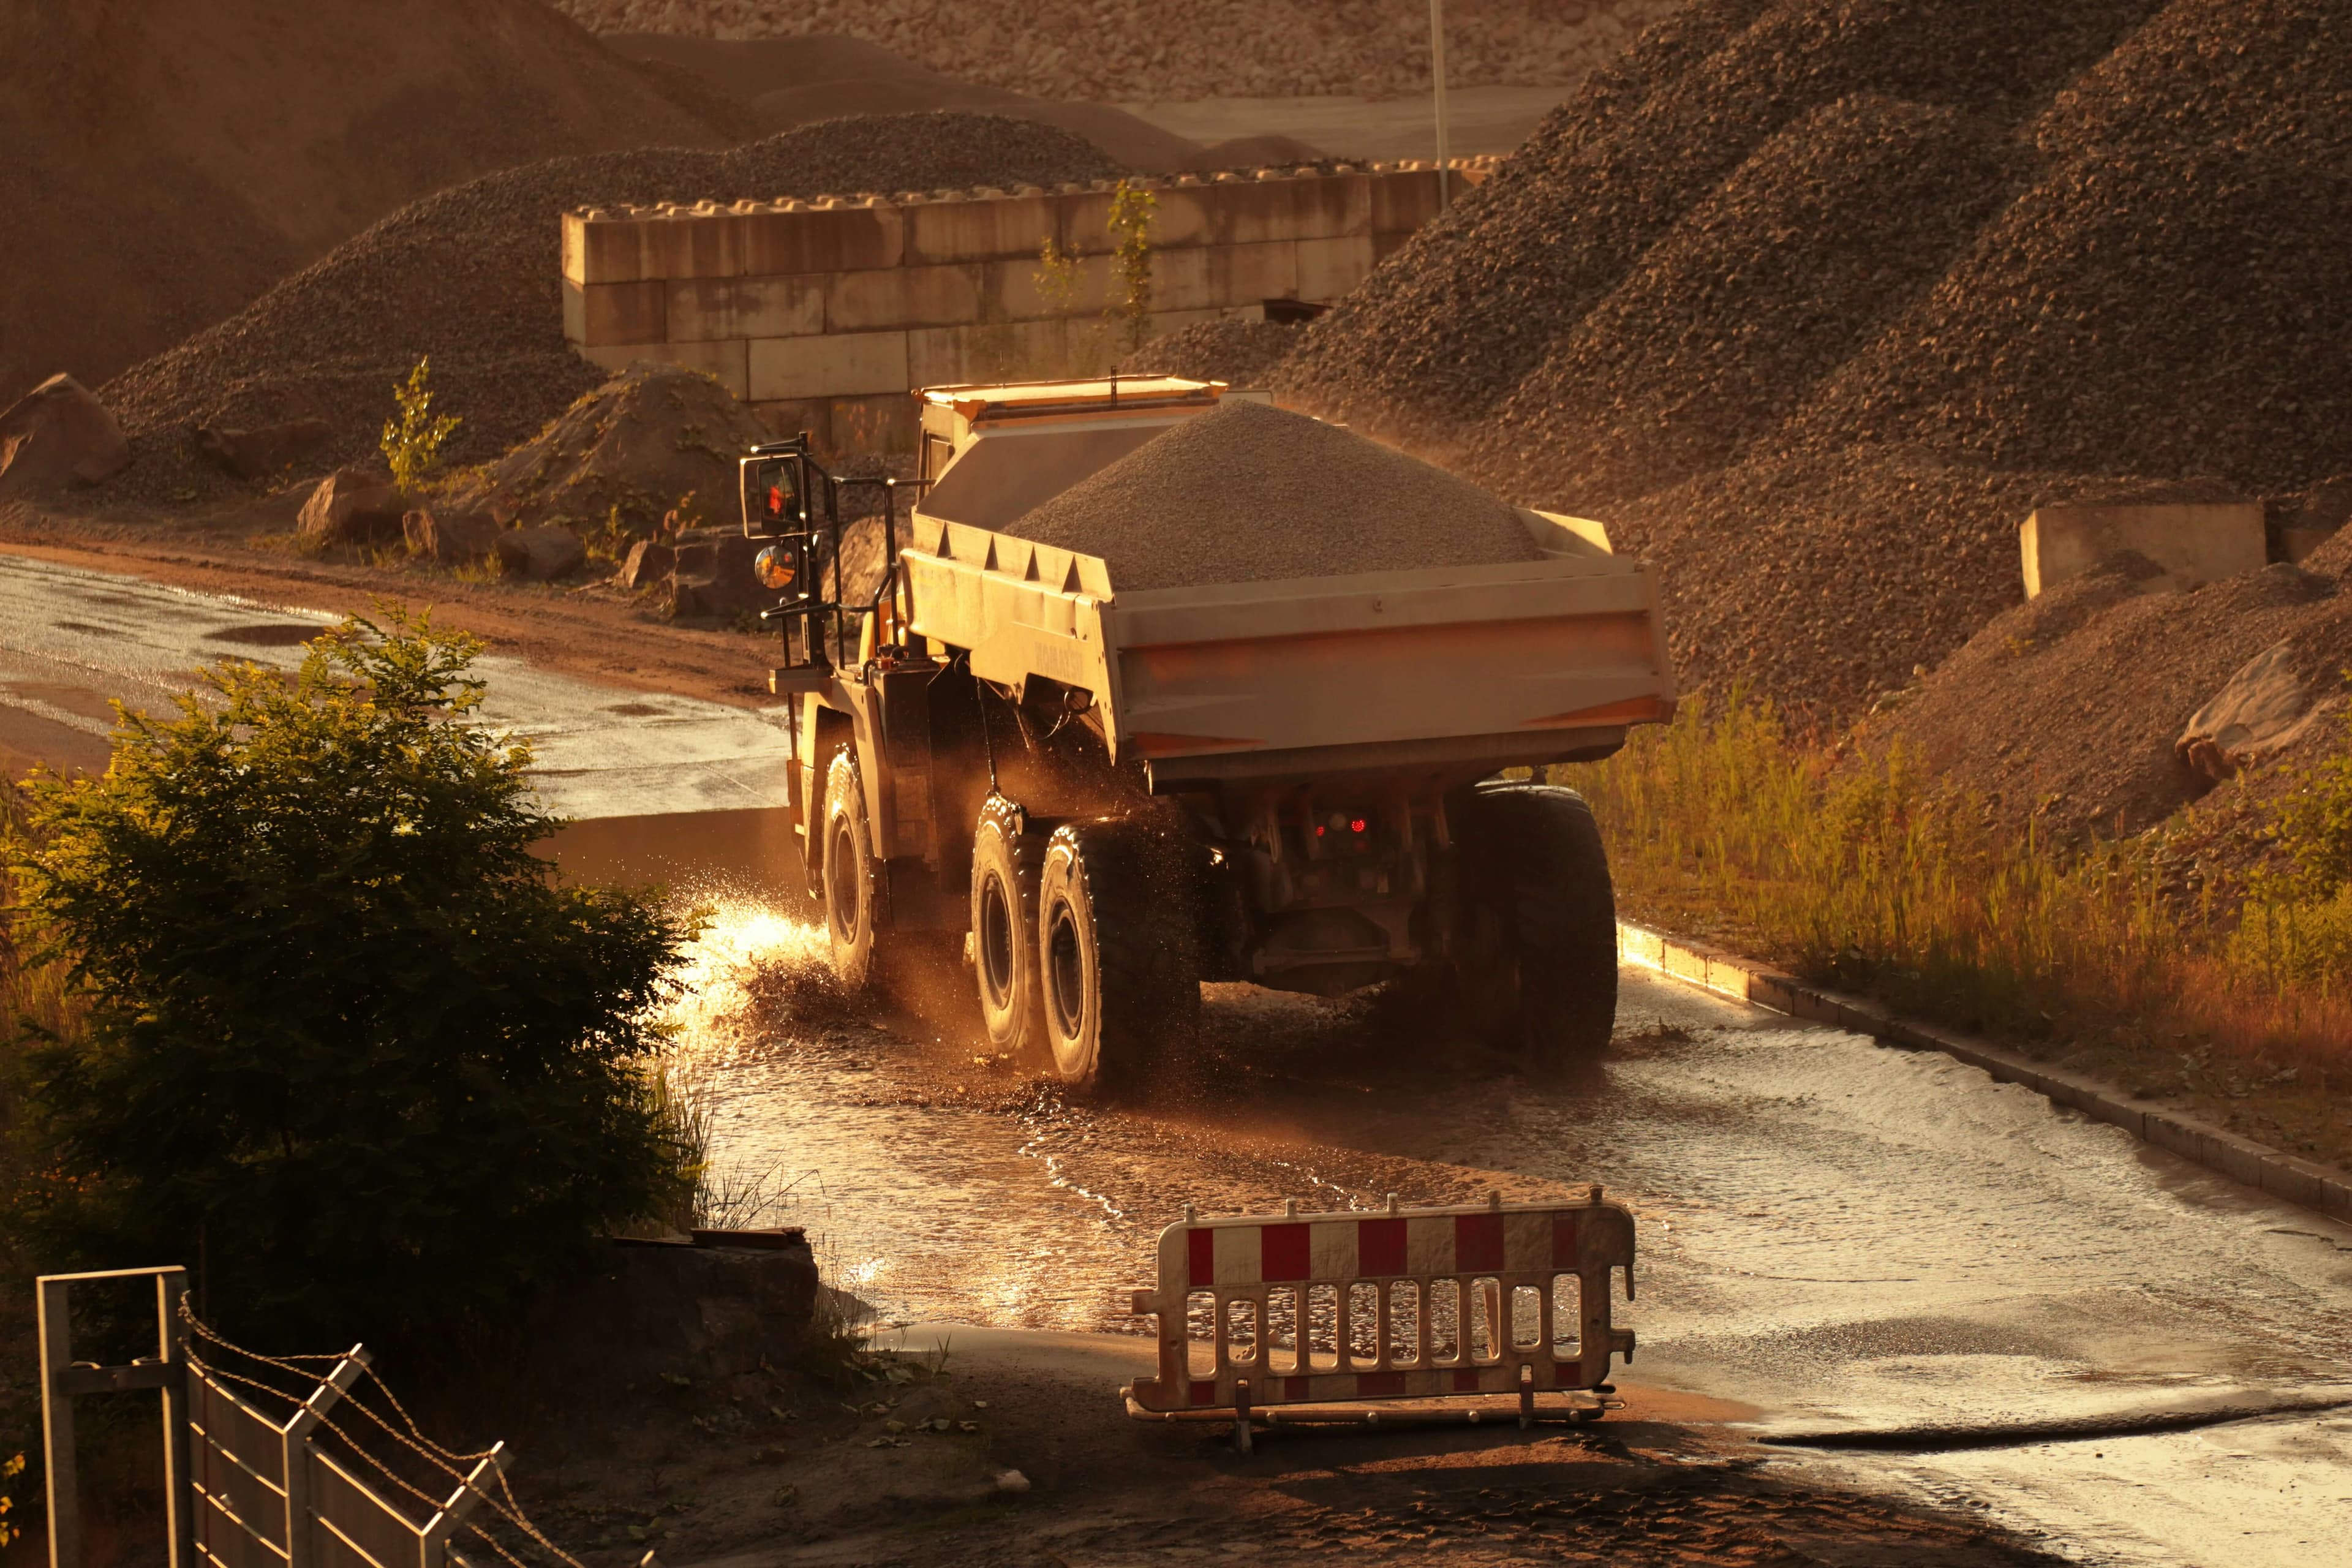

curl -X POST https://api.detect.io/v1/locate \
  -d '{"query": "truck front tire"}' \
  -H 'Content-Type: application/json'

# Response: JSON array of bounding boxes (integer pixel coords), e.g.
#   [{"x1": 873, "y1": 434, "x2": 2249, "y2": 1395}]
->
[
  {"x1": 1453, "y1": 783, "x2": 1619, "y2": 1068},
  {"x1": 1036, "y1": 817, "x2": 1200, "y2": 1091},
  {"x1": 971, "y1": 797, "x2": 1049, "y2": 1063},
  {"x1": 821, "y1": 749, "x2": 882, "y2": 991}
]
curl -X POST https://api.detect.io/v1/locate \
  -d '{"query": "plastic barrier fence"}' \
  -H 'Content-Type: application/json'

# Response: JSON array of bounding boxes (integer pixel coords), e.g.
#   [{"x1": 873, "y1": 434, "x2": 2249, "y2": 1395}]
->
[{"x1": 1125, "y1": 1190, "x2": 1635, "y2": 1416}]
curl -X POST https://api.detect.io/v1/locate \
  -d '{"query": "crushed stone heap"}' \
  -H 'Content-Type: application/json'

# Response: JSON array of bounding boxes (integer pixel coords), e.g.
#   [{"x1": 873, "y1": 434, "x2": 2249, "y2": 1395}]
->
[
  {"x1": 445, "y1": 363, "x2": 772, "y2": 535},
  {"x1": 1276, "y1": 0, "x2": 2352, "y2": 718},
  {"x1": 1009, "y1": 400, "x2": 1541, "y2": 592},
  {"x1": 554, "y1": 2, "x2": 1676, "y2": 102}
]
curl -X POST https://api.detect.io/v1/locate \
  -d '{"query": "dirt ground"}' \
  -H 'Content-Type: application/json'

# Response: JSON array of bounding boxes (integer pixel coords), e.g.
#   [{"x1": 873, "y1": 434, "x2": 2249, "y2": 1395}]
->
[
  {"x1": 0, "y1": 498, "x2": 775, "y2": 712},
  {"x1": 493, "y1": 1333, "x2": 2064, "y2": 1568}
]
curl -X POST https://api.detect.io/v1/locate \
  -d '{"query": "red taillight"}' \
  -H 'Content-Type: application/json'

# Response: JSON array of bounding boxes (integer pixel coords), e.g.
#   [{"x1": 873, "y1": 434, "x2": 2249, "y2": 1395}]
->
[
  {"x1": 1314, "y1": 825, "x2": 1325, "y2": 837},
  {"x1": 1350, "y1": 818, "x2": 1366, "y2": 834}
]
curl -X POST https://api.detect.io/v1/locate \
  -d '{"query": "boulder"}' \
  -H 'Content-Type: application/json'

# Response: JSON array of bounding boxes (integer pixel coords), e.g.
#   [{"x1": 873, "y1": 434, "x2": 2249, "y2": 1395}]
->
[
  {"x1": 619, "y1": 538, "x2": 676, "y2": 590},
  {"x1": 192, "y1": 418, "x2": 332, "y2": 481},
  {"x1": 493, "y1": 525, "x2": 587, "y2": 581},
  {"x1": 669, "y1": 530, "x2": 767, "y2": 619},
  {"x1": 298, "y1": 470, "x2": 404, "y2": 544},
  {"x1": 0, "y1": 374, "x2": 130, "y2": 497},
  {"x1": 402, "y1": 507, "x2": 499, "y2": 565},
  {"x1": 2177, "y1": 639, "x2": 2334, "y2": 783}
]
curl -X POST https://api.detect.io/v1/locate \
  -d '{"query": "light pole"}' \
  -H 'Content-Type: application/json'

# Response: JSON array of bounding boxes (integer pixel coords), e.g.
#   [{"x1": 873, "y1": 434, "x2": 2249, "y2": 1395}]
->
[{"x1": 1430, "y1": 0, "x2": 1453, "y2": 207}]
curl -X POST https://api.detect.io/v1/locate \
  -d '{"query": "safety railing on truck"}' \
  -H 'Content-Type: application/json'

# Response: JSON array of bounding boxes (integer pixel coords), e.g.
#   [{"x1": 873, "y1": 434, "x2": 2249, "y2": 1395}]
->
[
  {"x1": 740, "y1": 436, "x2": 929, "y2": 679},
  {"x1": 1124, "y1": 1190, "x2": 1635, "y2": 1449}
]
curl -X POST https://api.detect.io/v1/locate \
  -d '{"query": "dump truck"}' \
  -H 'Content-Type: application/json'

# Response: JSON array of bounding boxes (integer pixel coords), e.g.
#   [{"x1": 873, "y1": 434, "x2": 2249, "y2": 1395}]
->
[{"x1": 739, "y1": 377, "x2": 1676, "y2": 1087}]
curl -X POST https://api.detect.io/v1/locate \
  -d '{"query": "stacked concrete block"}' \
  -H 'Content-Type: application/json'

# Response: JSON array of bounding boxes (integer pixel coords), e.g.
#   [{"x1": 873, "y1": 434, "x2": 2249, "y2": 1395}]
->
[{"x1": 561, "y1": 161, "x2": 1479, "y2": 453}]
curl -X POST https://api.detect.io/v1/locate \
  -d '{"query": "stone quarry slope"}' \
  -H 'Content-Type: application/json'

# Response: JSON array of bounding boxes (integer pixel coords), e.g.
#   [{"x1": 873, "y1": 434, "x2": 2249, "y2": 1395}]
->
[
  {"x1": 0, "y1": 0, "x2": 731, "y2": 407},
  {"x1": 1276, "y1": 0, "x2": 2352, "y2": 720},
  {"x1": 552, "y1": 1, "x2": 1679, "y2": 102}
]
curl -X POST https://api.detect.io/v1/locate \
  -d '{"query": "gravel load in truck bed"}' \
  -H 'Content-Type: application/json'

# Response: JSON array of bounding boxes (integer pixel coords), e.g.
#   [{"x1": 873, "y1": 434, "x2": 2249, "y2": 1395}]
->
[
  {"x1": 96, "y1": 113, "x2": 1124, "y2": 506},
  {"x1": 1007, "y1": 400, "x2": 1541, "y2": 593},
  {"x1": 1274, "y1": 0, "x2": 2352, "y2": 720}
]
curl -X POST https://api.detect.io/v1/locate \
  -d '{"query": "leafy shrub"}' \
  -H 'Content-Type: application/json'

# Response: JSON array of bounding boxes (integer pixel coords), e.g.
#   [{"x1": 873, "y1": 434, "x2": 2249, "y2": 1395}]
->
[
  {"x1": 7, "y1": 612, "x2": 693, "y2": 1345},
  {"x1": 380, "y1": 356, "x2": 461, "y2": 494}
]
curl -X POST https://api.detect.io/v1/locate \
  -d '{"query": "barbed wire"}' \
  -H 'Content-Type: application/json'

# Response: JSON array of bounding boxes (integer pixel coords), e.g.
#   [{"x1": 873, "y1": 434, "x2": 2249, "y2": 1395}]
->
[{"x1": 177, "y1": 1303, "x2": 592, "y2": 1568}]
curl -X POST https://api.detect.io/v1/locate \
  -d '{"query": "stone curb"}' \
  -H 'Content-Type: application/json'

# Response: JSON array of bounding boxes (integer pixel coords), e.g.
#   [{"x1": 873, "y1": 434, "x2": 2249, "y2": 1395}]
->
[{"x1": 1618, "y1": 920, "x2": 2352, "y2": 1225}]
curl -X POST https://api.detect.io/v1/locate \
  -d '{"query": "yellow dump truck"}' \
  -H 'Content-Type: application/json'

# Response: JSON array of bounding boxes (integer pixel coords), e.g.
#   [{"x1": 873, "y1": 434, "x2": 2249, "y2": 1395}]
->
[{"x1": 740, "y1": 377, "x2": 1676, "y2": 1087}]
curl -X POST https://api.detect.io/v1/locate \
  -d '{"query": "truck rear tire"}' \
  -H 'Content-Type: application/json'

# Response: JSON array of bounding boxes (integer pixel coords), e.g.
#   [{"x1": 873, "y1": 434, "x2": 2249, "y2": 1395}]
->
[
  {"x1": 1453, "y1": 783, "x2": 1618, "y2": 1068},
  {"x1": 971, "y1": 796, "x2": 1050, "y2": 1064},
  {"x1": 1036, "y1": 817, "x2": 1200, "y2": 1091},
  {"x1": 821, "y1": 749, "x2": 883, "y2": 992}
]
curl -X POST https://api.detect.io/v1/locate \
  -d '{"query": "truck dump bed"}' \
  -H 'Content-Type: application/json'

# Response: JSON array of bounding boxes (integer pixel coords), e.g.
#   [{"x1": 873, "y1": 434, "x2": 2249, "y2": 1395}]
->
[{"x1": 903, "y1": 383, "x2": 1675, "y2": 791}]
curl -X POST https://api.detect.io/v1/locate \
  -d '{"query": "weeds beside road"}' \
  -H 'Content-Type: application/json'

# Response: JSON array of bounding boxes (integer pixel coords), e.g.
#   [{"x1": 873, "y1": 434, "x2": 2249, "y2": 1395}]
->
[{"x1": 1562, "y1": 694, "x2": 2352, "y2": 1172}]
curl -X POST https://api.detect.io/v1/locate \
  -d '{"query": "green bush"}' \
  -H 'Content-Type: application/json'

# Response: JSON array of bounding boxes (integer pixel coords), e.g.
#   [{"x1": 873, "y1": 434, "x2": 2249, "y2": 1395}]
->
[
  {"x1": 7, "y1": 612, "x2": 693, "y2": 1345},
  {"x1": 380, "y1": 356, "x2": 461, "y2": 494}
]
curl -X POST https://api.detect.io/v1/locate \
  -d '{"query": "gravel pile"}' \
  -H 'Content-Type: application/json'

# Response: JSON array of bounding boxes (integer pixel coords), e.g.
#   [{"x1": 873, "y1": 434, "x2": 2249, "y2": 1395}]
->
[
  {"x1": 1276, "y1": 0, "x2": 2352, "y2": 719},
  {"x1": 1138, "y1": 320, "x2": 1305, "y2": 388},
  {"x1": 97, "y1": 113, "x2": 1124, "y2": 505},
  {"x1": 442, "y1": 363, "x2": 772, "y2": 535},
  {"x1": 1869, "y1": 552, "x2": 2352, "y2": 848},
  {"x1": 554, "y1": 1, "x2": 1678, "y2": 101},
  {"x1": 1010, "y1": 400, "x2": 1539, "y2": 592}
]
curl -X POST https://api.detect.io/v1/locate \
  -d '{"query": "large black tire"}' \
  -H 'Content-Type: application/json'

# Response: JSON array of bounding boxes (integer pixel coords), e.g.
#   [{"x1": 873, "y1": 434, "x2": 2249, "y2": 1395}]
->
[
  {"x1": 1035, "y1": 817, "x2": 1201, "y2": 1090},
  {"x1": 1452, "y1": 783, "x2": 1618, "y2": 1068},
  {"x1": 970, "y1": 796, "x2": 1050, "y2": 1064},
  {"x1": 821, "y1": 749, "x2": 883, "y2": 992}
]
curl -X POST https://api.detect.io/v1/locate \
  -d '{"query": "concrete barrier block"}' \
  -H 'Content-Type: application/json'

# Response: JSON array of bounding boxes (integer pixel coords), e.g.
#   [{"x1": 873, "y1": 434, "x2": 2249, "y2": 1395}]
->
[
  {"x1": 633, "y1": 212, "x2": 747, "y2": 282},
  {"x1": 1371, "y1": 168, "x2": 1444, "y2": 234},
  {"x1": 826, "y1": 263, "x2": 985, "y2": 333},
  {"x1": 576, "y1": 339, "x2": 748, "y2": 399},
  {"x1": 2020, "y1": 502, "x2": 2267, "y2": 598},
  {"x1": 1209, "y1": 241, "x2": 1299, "y2": 308},
  {"x1": 1215, "y1": 173, "x2": 1368, "y2": 246},
  {"x1": 1148, "y1": 246, "x2": 1216, "y2": 314},
  {"x1": 827, "y1": 393, "x2": 920, "y2": 457},
  {"x1": 990, "y1": 252, "x2": 1115, "y2": 322},
  {"x1": 668, "y1": 276, "x2": 825, "y2": 343},
  {"x1": 750, "y1": 398, "x2": 833, "y2": 448},
  {"x1": 742, "y1": 206, "x2": 904, "y2": 277},
  {"x1": 907, "y1": 194, "x2": 1059, "y2": 265},
  {"x1": 565, "y1": 280, "x2": 668, "y2": 347},
  {"x1": 1295, "y1": 234, "x2": 1376, "y2": 302},
  {"x1": 565, "y1": 211, "x2": 646, "y2": 285},
  {"x1": 907, "y1": 319, "x2": 1086, "y2": 388},
  {"x1": 748, "y1": 331, "x2": 910, "y2": 402}
]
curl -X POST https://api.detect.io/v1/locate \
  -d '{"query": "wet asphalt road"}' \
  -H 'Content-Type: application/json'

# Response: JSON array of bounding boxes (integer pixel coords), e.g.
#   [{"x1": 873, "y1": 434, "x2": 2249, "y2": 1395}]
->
[
  {"x1": 672, "y1": 905, "x2": 2352, "y2": 1568},
  {"x1": 2, "y1": 555, "x2": 2346, "y2": 1565}
]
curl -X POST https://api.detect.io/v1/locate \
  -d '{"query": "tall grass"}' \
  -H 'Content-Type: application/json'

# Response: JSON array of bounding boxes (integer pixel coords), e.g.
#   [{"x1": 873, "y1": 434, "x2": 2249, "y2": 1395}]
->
[{"x1": 1559, "y1": 693, "x2": 2352, "y2": 1079}]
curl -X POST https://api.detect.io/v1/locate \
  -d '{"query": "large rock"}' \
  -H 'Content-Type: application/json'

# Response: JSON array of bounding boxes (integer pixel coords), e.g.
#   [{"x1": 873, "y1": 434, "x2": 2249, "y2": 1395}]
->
[
  {"x1": 530, "y1": 1231, "x2": 823, "y2": 1386},
  {"x1": 298, "y1": 470, "x2": 404, "y2": 543},
  {"x1": 193, "y1": 418, "x2": 332, "y2": 481},
  {"x1": 2178, "y1": 638, "x2": 2335, "y2": 783},
  {"x1": 402, "y1": 507, "x2": 499, "y2": 565},
  {"x1": 0, "y1": 374, "x2": 130, "y2": 497},
  {"x1": 494, "y1": 524, "x2": 587, "y2": 581},
  {"x1": 669, "y1": 529, "x2": 767, "y2": 618},
  {"x1": 619, "y1": 538, "x2": 676, "y2": 591}
]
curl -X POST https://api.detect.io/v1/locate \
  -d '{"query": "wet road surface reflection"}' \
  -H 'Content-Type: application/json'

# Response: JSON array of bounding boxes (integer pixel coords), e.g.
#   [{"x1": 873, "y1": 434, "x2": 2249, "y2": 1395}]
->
[{"x1": 664, "y1": 900, "x2": 2352, "y2": 1567}]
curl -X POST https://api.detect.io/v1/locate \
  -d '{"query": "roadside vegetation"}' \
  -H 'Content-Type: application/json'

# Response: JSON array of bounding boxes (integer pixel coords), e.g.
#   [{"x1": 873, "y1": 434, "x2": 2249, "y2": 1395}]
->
[
  {"x1": 1, "y1": 611, "x2": 701, "y2": 1351},
  {"x1": 1561, "y1": 694, "x2": 2352, "y2": 1167}
]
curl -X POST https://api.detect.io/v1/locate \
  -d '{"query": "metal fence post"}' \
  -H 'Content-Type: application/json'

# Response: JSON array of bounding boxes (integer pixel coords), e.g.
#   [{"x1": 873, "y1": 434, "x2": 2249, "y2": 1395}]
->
[
  {"x1": 281, "y1": 1347, "x2": 371, "y2": 1568},
  {"x1": 37, "y1": 1278, "x2": 78, "y2": 1568},
  {"x1": 155, "y1": 1269, "x2": 193, "y2": 1568}
]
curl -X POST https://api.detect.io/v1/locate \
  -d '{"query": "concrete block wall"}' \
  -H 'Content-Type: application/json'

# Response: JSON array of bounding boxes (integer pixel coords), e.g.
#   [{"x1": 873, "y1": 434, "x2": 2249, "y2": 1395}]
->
[{"x1": 560, "y1": 159, "x2": 1494, "y2": 453}]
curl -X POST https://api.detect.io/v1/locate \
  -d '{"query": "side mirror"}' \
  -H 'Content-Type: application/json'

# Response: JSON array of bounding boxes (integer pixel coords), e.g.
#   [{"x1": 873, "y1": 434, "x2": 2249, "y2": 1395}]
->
[
  {"x1": 741, "y1": 453, "x2": 804, "y2": 537},
  {"x1": 754, "y1": 540, "x2": 809, "y2": 598}
]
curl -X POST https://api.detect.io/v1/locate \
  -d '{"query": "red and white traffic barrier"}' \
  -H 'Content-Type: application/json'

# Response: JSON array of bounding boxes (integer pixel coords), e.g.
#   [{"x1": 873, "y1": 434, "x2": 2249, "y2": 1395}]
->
[{"x1": 1125, "y1": 1189, "x2": 1635, "y2": 1423}]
